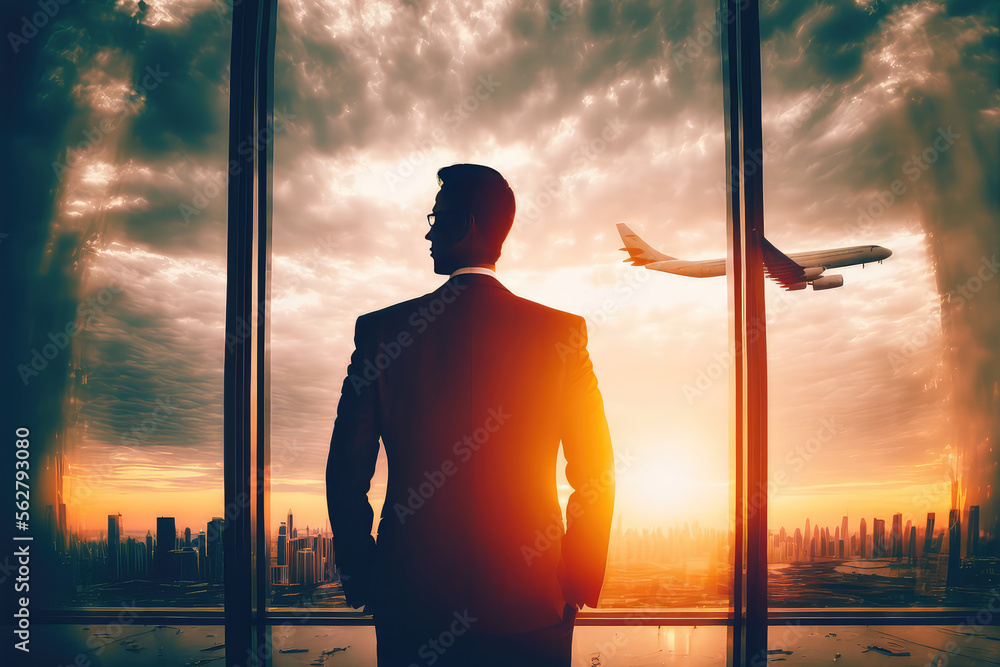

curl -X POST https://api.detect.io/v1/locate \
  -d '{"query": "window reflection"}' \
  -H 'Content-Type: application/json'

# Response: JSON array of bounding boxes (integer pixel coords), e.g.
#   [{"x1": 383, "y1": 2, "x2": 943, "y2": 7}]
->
[
  {"x1": 15, "y1": 0, "x2": 232, "y2": 607},
  {"x1": 270, "y1": 0, "x2": 731, "y2": 610},
  {"x1": 759, "y1": 1, "x2": 998, "y2": 607}
]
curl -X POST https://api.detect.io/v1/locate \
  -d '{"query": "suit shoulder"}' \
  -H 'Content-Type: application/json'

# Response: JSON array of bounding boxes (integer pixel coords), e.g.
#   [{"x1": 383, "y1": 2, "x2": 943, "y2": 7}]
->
[
  {"x1": 356, "y1": 293, "x2": 434, "y2": 326},
  {"x1": 505, "y1": 293, "x2": 584, "y2": 328}
]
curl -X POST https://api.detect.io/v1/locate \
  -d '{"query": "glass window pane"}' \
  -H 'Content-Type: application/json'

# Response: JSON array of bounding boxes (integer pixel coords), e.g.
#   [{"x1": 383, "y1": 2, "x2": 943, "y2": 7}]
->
[
  {"x1": 34, "y1": 624, "x2": 225, "y2": 665},
  {"x1": 766, "y1": 624, "x2": 1000, "y2": 666},
  {"x1": 268, "y1": 624, "x2": 729, "y2": 666},
  {"x1": 760, "y1": 1, "x2": 998, "y2": 607},
  {"x1": 270, "y1": 0, "x2": 731, "y2": 612},
  {"x1": 11, "y1": 0, "x2": 232, "y2": 608}
]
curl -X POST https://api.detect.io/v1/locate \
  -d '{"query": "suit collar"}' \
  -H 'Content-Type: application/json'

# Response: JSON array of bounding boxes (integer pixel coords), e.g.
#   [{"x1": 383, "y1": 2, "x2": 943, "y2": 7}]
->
[
  {"x1": 450, "y1": 266, "x2": 498, "y2": 279},
  {"x1": 443, "y1": 271, "x2": 509, "y2": 292}
]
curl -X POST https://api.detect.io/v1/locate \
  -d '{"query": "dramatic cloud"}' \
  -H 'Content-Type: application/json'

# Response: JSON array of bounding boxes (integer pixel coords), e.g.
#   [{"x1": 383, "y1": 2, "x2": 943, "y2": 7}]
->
[{"x1": 12, "y1": 0, "x2": 996, "y2": 542}]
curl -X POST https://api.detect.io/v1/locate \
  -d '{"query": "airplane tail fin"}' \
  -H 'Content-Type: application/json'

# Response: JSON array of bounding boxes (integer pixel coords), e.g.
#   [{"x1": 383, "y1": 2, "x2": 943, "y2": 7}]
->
[{"x1": 617, "y1": 223, "x2": 675, "y2": 266}]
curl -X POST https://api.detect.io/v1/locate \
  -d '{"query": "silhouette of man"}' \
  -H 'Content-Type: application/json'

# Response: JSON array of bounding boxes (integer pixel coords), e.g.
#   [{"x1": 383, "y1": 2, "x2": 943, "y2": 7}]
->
[{"x1": 327, "y1": 164, "x2": 615, "y2": 667}]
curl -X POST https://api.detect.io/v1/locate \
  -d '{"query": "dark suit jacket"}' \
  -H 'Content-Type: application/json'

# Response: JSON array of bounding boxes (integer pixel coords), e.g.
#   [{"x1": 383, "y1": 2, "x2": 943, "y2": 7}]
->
[{"x1": 326, "y1": 272, "x2": 615, "y2": 634}]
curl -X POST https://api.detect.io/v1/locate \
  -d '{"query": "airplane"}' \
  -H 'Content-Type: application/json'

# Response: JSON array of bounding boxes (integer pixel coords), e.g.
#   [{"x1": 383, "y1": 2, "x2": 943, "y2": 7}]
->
[{"x1": 617, "y1": 223, "x2": 892, "y2": 291}]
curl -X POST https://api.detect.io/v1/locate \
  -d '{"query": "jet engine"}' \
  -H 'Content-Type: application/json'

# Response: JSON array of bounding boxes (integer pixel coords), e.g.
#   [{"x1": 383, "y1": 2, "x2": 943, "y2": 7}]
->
[
  {"x1": 812, "y1": 275, "x2": 844, "y2": 290},
  {"x1": 802, "y1": 267, "x2": 825, "y2": 280}
]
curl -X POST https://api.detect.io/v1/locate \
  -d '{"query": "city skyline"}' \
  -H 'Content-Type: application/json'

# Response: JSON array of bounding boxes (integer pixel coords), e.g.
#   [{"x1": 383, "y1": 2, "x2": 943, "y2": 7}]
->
[
  {"x1": 76, "y1": 504, "x2": 988, "y2": 558},
  {"x1": 14, "y1": 0, "x2": 996, "y2": 607},
  {"x1": 40, "y1": 499, "x2": 993, "y2": 612},
  {"x1": 62, "y1": 486, "x2": 965, "y2": 546}
]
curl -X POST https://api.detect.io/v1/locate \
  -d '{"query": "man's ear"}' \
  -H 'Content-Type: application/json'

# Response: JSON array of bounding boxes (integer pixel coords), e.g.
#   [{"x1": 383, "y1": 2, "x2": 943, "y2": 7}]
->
[{"x1": 451, "y1": 212, "x2": 474, "y2": 242}]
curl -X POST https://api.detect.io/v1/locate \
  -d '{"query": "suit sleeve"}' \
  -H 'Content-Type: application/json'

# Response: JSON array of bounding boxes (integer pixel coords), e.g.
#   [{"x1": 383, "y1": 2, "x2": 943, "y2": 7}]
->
[
  {"x1": 327, "y1": 314, "x2": 381, "y2": 610},
  {"x1": 557, "y1": 316, "x2": 615, "y2": 609}
]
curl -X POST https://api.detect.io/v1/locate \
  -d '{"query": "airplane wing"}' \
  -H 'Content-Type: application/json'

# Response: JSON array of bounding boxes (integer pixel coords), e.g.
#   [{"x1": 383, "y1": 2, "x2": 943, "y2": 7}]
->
[{"x1": 761, "y1": 237, "x2": 807, "y2": 290}]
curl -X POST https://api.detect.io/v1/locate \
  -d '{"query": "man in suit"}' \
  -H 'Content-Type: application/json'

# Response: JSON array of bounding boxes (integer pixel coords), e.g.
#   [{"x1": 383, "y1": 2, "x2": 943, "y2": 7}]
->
[{"x1": 327, "y1": 164, "x2": 615, "y2": 666}]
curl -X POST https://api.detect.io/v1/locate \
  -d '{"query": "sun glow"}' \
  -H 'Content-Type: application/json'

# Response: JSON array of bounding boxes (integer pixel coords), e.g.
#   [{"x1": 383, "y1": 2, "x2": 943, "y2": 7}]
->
[{"x1": 615, "y1": 436, "x2": 728, "y2": 530}]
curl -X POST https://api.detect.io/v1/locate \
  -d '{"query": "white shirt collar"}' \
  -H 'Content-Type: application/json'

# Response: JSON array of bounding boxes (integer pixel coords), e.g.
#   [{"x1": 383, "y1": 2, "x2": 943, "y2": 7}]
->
[{"x1": 450, "y1": 266, "x2": 498, "y2": 279}]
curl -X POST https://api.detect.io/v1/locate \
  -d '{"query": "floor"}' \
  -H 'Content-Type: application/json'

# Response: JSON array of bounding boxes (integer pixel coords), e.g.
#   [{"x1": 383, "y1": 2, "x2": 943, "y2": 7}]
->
[{"x1": 25, "y1": 622, "x2": 1000, "y2": 666}]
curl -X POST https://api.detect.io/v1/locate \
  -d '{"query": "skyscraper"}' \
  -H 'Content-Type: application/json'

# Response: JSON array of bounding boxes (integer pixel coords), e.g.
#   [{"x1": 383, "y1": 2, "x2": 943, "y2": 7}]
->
[
  {"x1": 107, "y1": 513, "x2": 122, "y2": 582},
  {"x1": 968, "y1": 505, "x2": 980, "y2": 557},
  {"x1": 873, "y1": 518, "x2": 885, "y2": 558},
  {"x1": 924, "y1": 513, "x2": 936, "y2": 553},
  {"x1": 197, "y1": 530, "x2": 207, "y2": 580},
  {"x1": 155, "y1": 516, "x2": 176, "y2": 580},
  {"x1": 859, "y1": 518, "x2": 867, "y2": 558},
  {"x1": 57, "y1": 502, "x2": 67, "y2": 552},
  {"x1": 296, "y1": 548, "x2": 315, "y2": 585},
  {"x1": 948, "y1": 509, "x2": 961, "y2": 585},
  {"x1": 184, "y1": 526, "x2": 191, "y2": 547},
  {"x1": 891, "y1": 513, "x2": 903, "y2": 559},
  {"x1": 277, "y1": 522, "x2": 287, "y2": 567},
  {"x1": 841, "y1": 516, "x2": 849, "y2": 557},
  {"x1": 207, "y1": 517, "x2": 224, "y2": 584}
]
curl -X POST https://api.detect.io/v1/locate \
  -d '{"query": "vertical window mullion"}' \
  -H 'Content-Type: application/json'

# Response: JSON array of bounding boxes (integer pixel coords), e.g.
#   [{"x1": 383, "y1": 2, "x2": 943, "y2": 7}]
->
[
  {"x1": 225, "y1": 0, "x2": 276, "y2": 663},
  {"x1": 256, "y1": 0, "x2": 278, "y2": 642},
  {"x1": 720, "y1": 0, "x2": 746, "y2": 662},
  {"x1": 721, "y1": 0, "x2": 768, "y2": 663},
  {"x1": 738, "y1": 0, "x2": 768, "y2": 659}
]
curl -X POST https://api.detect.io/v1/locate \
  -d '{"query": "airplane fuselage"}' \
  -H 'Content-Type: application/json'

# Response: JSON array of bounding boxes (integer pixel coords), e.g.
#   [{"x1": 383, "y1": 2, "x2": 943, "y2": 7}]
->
[{"x1": 646, "y1": 245, "x2": 890, "y2": 278}]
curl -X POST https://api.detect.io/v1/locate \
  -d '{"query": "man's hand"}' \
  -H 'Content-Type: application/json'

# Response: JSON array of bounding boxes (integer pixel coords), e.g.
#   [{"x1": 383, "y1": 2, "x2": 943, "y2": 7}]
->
[{"x1": 556, "y1": 556, "x2": 585, "y2": 610}]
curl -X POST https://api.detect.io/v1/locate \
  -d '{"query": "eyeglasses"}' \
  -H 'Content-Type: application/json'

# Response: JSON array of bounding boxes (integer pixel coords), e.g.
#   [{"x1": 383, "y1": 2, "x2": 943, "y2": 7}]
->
[{"x1": 427, "y1": 211, "x2": 470, "y2": 227}]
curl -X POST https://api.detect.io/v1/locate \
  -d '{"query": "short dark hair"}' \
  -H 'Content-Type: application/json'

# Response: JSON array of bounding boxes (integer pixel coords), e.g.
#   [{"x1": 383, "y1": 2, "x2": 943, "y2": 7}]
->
[{"x1": 436, "y1": 164, "x2": 516, "y2": 261}]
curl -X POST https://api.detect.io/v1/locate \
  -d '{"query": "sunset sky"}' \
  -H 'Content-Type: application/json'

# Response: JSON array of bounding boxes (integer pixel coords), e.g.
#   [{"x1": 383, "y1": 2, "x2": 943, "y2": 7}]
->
[{"x1": 34, "y1": 0, "x2": 996, "y2": 545}]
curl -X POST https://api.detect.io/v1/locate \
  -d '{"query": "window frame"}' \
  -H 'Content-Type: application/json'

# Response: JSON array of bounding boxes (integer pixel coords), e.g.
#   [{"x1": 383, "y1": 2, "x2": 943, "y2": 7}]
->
[{"x1": 31, "y1": 0, "x2": 999, "y2": 665}]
